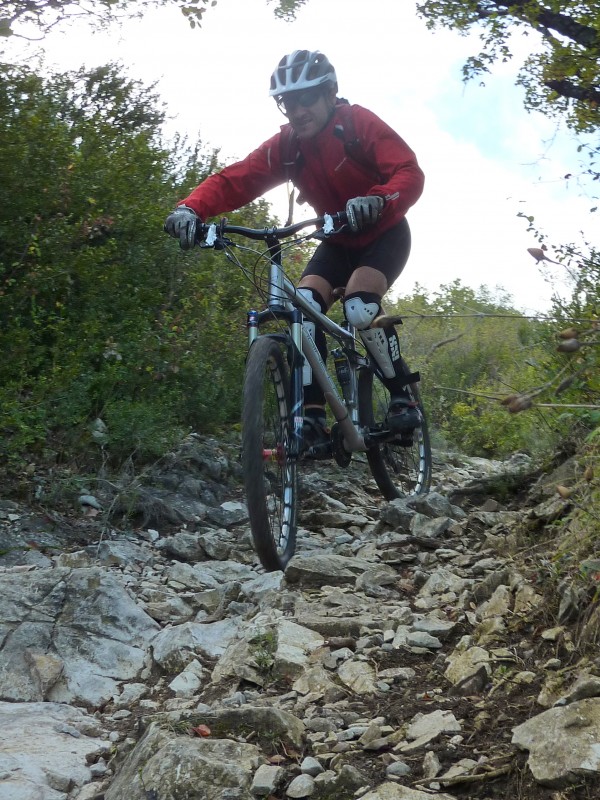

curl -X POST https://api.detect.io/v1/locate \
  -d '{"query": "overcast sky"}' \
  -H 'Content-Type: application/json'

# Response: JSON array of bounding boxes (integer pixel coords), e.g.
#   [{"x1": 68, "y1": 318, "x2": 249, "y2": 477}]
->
[{"x1": 7, "y1": 0, "x2": 596, "y2": 312}]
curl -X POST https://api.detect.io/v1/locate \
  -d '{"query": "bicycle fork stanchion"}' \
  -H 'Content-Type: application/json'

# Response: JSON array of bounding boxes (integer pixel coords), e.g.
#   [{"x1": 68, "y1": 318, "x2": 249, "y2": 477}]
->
[
  {"x1": 246, "y1": 306, "x2": 304, "y2": 461},
  {"x1": 289, "y1": 309, "x2": 305, "y2": 458},
  {"x1": 247, "y1": 309, "x2": 259, "y2": 345}
]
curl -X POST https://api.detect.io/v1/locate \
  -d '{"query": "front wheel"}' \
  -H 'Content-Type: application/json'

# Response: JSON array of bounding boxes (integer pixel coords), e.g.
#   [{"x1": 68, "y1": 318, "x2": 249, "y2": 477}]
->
[
  {"x1": 358, "y1": 360, "x2": 432, "y2": 499},
  {"x1": 242, "y1": 336, "x2": 297, "y2": 571}
]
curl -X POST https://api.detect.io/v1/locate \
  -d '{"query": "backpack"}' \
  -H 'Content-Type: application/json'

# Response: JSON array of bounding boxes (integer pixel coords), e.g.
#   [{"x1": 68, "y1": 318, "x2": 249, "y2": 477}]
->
[{"x1": 279, "y1": 99, "x2": 383, "y2": 186}]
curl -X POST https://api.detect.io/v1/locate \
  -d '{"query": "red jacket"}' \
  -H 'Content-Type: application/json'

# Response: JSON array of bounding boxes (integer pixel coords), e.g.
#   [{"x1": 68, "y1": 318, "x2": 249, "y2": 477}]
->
[{"x1": 180, "y1": 103, "x2": 424, "y2": 248}]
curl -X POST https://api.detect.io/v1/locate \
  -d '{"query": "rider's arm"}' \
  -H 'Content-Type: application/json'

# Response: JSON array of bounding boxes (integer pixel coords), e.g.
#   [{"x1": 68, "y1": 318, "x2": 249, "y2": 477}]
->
[
  {"x1": 178, "y1": 132, "x2": 287, "y2": 220},
  {"x1": 351, "y1": 105, "x2": 425, "y2": 219}
]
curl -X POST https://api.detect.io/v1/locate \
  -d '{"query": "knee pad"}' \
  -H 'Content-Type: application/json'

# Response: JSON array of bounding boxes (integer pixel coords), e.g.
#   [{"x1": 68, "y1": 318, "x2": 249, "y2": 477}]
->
[
  {"x1": 297, "y1": 288, "x2": 327, "y2": 386},
  {"x1": 343, "y1": 291, "x2": 381, "y2": 330},
  {"x1": 297, "y1": 286, "x2": 326, "y2": 347},
  {"x1": 297, "y1": 287, "x2": 326, "y2": 316}
]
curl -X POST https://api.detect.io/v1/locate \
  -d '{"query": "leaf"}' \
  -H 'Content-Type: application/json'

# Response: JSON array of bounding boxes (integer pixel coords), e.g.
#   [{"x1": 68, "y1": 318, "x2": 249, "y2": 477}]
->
[
  {"x1": 268, "y1": 754, "x2": 287, "y2": 764},
  {"x1": 557, "y1": 339, "x2": 581, "y2": 353},
  {"x1": 559, "y1": 327, "x2": 578, "y2": 339},
  {"x1": 191, "y1": 724, "x2": 211, "y2": 737},
  {"x1": 507, "y1": 395, "x2": 533, "y2": 414},
  {"x1": 556, "y1": 484, "x2": 573, "y2": 499},
  {"x1": 579, "y1": 559, "x2": 600, "y2": 580}
]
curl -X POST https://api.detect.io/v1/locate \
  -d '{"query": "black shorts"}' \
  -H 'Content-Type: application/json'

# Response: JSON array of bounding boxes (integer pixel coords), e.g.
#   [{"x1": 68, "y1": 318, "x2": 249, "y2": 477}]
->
[{"x1": 301, "y1": 218, "x2": 411, "y2": 289}]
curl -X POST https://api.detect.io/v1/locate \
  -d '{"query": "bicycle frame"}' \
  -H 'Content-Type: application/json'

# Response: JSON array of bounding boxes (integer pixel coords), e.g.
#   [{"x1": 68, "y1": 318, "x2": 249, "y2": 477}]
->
[{"x1": 246, "y1": 236, "x2": 368, "y2": 457}]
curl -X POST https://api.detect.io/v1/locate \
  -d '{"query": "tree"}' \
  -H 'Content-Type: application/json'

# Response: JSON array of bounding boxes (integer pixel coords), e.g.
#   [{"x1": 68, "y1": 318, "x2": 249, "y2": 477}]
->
[
  {"x1": 0, "y1": 0, "x2": 214, "y2": 40},
  {"x1": 267, "y1": 0, "x2": 309, "y2": 18},
  {"x1": 0, "y1": 61, "x2": 276, "y2": 466},
  {"x1": 416, "y1": 1, "x2": 600, "y2": 133},
  {"x1": 0, "y1": 0, "x2": 311, "y2": 39},
  {"x1": 387, "y1": 281, "x2": 566, "y2": 457}
]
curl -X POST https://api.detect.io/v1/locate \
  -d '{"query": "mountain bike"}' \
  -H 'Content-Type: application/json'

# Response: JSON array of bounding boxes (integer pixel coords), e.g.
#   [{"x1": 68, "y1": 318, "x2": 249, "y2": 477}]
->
[{"x1": 195, "y1": 212, "x2": 432, "y2": 571}]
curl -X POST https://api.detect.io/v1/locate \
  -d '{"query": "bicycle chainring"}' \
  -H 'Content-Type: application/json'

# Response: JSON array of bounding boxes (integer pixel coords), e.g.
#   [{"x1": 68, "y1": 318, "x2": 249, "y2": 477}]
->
[{"x1": 331, "y1": 422, "x2": 352, "y2": 468}]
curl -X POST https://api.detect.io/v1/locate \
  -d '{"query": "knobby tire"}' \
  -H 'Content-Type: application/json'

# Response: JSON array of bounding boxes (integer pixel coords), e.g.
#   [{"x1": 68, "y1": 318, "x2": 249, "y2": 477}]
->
[
  {"x1": 358, "y1": 359, "x2": 432, "y2": 499},
  {"x1": 242, "y1": 337, "x2": 297, "y2": 571}
]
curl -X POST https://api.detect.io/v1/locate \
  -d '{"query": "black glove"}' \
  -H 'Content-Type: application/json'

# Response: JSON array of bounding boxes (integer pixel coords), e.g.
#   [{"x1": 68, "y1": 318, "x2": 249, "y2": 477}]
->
[
  {"x1": 164, "y1": 205, "x2": 198, "y2": 250},
  {"x1": 345, "y1": 196, "x2": 384, "y2": 232}
]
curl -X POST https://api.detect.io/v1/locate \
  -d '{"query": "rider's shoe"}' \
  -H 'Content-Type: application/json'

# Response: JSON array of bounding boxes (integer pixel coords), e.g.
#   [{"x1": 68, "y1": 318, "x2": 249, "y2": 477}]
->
[
  {"x1": 398, "y1": 430, "x2": 416, "y2": 447},
  {"x1": 387, "y1": 397, "x2": 421, "y2": 432},
  {"x1": 302, "y1": 416, "x2": 331, "y2": 457}
]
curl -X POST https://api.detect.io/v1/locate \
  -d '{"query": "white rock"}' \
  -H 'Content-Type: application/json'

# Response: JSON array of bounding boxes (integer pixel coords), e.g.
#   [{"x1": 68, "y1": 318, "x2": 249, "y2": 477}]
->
[
  {"x1": 0, "y1": 701, "x2": 106, "y2": 800},
  {"x1": 251, "y1": 764, "x2": 284, "y2": 796},
  {"x1": 286, "y1": 773, "x2": 316, "y2": 797},
  {"x1": 337, "y1": 660, "x2": 378, "y2": 694},
  {"x1": 406, "y1": 710, "x2": 462, "y2": 742},
  {"x1": 512, "y1": 698, "x2": 600, "y2": 787}
]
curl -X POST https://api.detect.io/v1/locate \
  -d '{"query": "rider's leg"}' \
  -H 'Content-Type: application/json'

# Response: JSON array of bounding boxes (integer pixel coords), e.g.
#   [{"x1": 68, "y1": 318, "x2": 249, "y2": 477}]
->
[
  {"x1": 344, "y1": 268, "x2": 421, "y2": 431},
  {"x1": 297, "y1": 284, "x2": 328, "y2": 408}
]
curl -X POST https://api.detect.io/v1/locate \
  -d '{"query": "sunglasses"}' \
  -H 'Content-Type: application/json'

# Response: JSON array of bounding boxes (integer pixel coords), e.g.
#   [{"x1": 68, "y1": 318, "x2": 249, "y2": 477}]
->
[{"x1": 275, "y1": 86, "x2": 324, "y2": 114}]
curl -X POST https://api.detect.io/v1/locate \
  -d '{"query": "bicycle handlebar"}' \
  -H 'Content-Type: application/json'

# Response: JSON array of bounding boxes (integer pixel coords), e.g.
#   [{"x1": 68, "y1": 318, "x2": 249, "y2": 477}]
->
[{"x1": 195, "y1": 211, "x2": 349, "y2": 245}]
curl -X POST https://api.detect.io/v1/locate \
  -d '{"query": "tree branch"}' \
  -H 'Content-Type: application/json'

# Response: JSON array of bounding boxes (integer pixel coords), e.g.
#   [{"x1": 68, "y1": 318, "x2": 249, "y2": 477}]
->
[
  {"x1": 545, "y1": 78, "x2": 600, "y2": 104},
  {"x1": 426, "y1": 332, "x2": 465, "y2": 358},
  {"x1": 482, "y1": 1, "x2": 600, "y2": 49}
]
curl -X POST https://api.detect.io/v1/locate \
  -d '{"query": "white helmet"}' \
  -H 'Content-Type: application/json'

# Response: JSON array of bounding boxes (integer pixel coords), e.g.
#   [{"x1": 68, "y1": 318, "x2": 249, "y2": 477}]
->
[{"x1": 269, "y1": 50, "x2": 337, "y2": 97}]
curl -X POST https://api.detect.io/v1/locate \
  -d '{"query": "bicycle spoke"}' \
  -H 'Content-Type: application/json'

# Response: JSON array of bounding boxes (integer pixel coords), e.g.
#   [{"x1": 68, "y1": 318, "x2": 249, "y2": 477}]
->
[{"x1": 358, "y1": 362, "x2": 432, "y2": 499}]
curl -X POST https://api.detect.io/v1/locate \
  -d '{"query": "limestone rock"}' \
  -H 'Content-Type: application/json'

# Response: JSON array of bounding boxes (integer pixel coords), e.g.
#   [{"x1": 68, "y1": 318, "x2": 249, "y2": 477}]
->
[
  {"x1": 512, "y1": 698, "x2": 600, "y2": 787},
  {"x1": 286, "y1": 773, "x2": 316, "y2": 797},
  {"x1": 105, "y1": 722, "x2": 261, "y2": 800},
  {"x1": 445, "y1": 639, "x2": 491, "y2": 685},
  {"x1": 0, "y1": 567, "x2": 159, "y2": 706},
  {"x1": 251, "y1": 764, "x2": 285, "y2": 796},
  {"x1": 152, "y1": 618, "x2": 242, "y2": 671},
  {"x1": 338, "y1": 660, "x2": 378, "y2": 694},
  {"x1": 0, "y1": 701, "x2": 107, "y2": 800},
  {"x1": 406, "y1": 709, "x2": 461, "y2": 742},
  {"x1": 360, "y1": 783, "x2": 457, "y2": 799},
  {"x1": 285, "y1": 553, "x2": 373, "y2": 584}
]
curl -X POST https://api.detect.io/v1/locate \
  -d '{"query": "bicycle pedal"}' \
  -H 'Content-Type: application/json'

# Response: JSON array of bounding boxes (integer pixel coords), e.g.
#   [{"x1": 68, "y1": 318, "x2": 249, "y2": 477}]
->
[{"x1": 302, "y1": 442, "x2": 333, "y2": 461}]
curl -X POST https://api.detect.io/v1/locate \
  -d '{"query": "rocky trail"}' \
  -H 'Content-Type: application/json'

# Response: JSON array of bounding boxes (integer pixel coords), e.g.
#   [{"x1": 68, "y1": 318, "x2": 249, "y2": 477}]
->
[{"x1": 1, "y1": 436, "x2": 599, "y2": 800}]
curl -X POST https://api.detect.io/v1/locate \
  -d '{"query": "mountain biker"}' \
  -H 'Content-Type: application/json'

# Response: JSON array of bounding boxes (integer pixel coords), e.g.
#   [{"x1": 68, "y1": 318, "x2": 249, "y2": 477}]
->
[{"x1": 164, "y1": 49, "x2": 425, "y2": 445}]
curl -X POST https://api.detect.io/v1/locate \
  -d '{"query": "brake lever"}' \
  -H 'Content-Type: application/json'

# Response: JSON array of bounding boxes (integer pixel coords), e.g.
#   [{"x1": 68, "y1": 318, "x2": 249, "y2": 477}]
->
[
  {"x1": 322, "y1": 214, "x2": 334, "y2": 235},
  {"x1": 322, "y1": 212, "x2": 349, "y2": 236},
  {"x1": 202, "y1": 223, "x2": 217, "y2": 247}
]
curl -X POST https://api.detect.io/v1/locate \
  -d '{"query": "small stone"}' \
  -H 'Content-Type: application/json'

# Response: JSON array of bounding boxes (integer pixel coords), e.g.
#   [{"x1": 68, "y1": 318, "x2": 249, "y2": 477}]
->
[
  {"x1": 541, "y1": 626, "x2": 565, "y2": 641},
  {"x1": 111, "y1": 709, "x2": 132, "y2": 720},
  {"x1": 406, "y1": 631, "x2": 443, "y2": 650},
  {"x1": 251, "y1": 764, "x2": 285, "y2": 796},
  {"x1": 543, "y1": 658, "x2": 562, "y2": 670},
  {"x1": 406, "y1": 710, "x2": 462, "y2": 742},
  {"x1": 423, "y1": 750, "x2": 442, "y2": 778},
  {"x1": 300, "y1": 756, "x2": 324, "y2": 776},
  {"x1": 286, "y1": 773, "x2": 315, "y2": 797},
  {"x1": 386, "y1": 760, "x2": 412, "y2": 777}
]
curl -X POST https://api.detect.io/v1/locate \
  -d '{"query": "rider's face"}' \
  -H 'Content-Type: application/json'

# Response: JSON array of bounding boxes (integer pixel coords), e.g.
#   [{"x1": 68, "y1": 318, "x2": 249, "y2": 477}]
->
[{"x1": 277, "y1": 86, "x2": 335, "y2": 140}]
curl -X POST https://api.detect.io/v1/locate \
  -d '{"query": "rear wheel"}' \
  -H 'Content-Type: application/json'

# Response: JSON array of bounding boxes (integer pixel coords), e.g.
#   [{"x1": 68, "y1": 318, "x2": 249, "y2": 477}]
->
[
  {"x1": 242, "y1": 337, "x2": 297, "y2": 571},
  {"x1": 358, "y1": 359, "x2": 432, "y2": 499}
]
